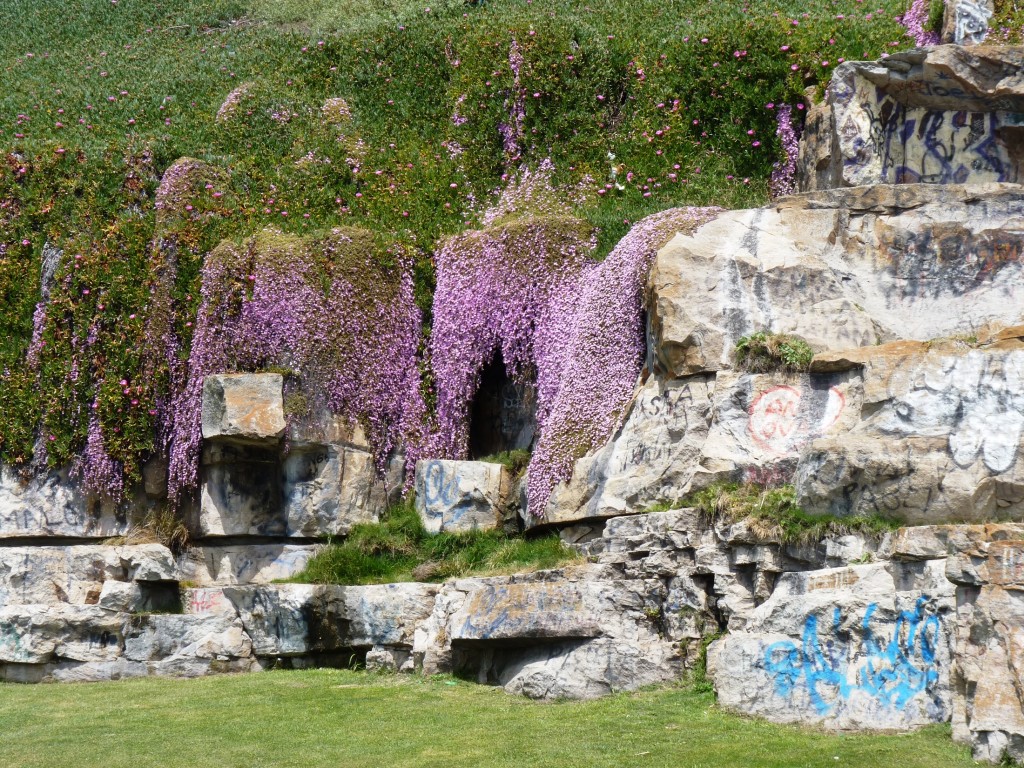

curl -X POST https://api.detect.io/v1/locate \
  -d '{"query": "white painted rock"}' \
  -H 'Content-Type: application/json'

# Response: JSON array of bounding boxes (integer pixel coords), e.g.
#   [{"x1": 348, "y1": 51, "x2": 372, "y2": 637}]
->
[
  {"x1": 798, "y1": 341, "x2": 1024, "y2": 524},
  {"x1": 414, "y1": 460, "x2": 510, "y2": 533}
]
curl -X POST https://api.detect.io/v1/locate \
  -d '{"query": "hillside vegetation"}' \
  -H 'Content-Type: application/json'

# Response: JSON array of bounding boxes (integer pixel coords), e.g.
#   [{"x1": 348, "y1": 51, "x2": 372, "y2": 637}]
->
[{"x1": 0, "y1": 0, "x2": 923, "y2": 493}]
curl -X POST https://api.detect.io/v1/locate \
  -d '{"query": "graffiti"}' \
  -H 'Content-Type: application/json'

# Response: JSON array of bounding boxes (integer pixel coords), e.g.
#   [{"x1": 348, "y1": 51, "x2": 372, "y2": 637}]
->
[
  {"x1": 840, "y1": 71, "x2": 1019, "y2": 186},
  {"x1": 880, "y1": 350, "x2": 1024, "y2": 474},
  {"x1": 764, "y1": 596, "x2": 942, "y2": 715},
  {"x1": 189, "y1": 588, "x2": 230, "y2": 615},
  {"x1": 422, "y1": 461, "x2": 458, "y2": 511},
  {"x1": 877, "y1": 220, "x2": 1024, "y2": 300},
  {"x1": 748, "y1": 385, "x2": 845, "y2": 455},
  {"x1": 951, "y1": 0, "x2": 993, "y2": 45},
  {"x1": 743, "y1": 464, "x2": 795, "y2": 487},
  {"x1": 455, "y1": 583, "x2": 589, "y2": 642}
]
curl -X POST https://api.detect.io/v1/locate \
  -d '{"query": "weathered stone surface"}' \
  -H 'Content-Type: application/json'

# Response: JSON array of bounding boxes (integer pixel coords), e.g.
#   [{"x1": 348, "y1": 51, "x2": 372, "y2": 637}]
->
[
  {"x1": 799, "y1": 342, "x2": 1024, "y2": 524},
  {"x1": 415, "y1": 460, "x2": 510, "y2": 533},
  {"x1": 414, "y1": 568, "x2": 680, "y2": 698},
  {"x1": 196, "y1": 441, "x2": 390, "y2": 538},
  {"x1": 799, "y1": 47, "x2": 1024, "y2": 190},
  {"x1": 176, "y1": 544, "x2": 318, "y2": 586},
  {"x1": 124, "y1": 613, "x2": 251, "y2": 663},
  {"x1": 943, "y1": 0, "x2": 994, "y2": 45},
  {"x1": 496, "y1": 637, "x2": 681, "y2": 699},
  {"x1": 648, "y1": 208, "x2": 879, "y2": 377},
  {"x1": 215, "y1": 583, "x2": 437, "y2": 657},
  {"x1": 539, "y1": 368, "x2": 860, "y2": 527},
  {"x1": 201, "y1": 373, "x2": 286, "y2": 442},
  {"x1": 0, "y1": 467, "x2": 131, "y2": 539},
  {"x1": 0, "y1": 544, "x2": 175, "y2": 608},
  {"x1": 0, "y1": 605, "x2": 125, "y2": 664},
  {"x1": 710, "y1": 561, "x2": 956, "y2": 730},
  {"x1": 653, "y1": 185, "x2": 1024, "y2": 371}
]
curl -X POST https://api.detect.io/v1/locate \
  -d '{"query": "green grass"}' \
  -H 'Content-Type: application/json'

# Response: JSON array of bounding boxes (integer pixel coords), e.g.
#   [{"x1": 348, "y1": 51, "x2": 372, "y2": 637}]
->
[
  {"x1": 735, "y1": 332, "x2": 815, "y2": 373},
  {"x1": 0, "y1": 670, "x2": 976, "y2": 768},
  {"x1": 650, "y1": 483, "x2": 900, "y2": 545},
  {"x1": 291, "y1": 501, "x2": 581, "y2": 584},
  {"x1": 478, "y1": 448, "x2": 532, "y2": 478}
]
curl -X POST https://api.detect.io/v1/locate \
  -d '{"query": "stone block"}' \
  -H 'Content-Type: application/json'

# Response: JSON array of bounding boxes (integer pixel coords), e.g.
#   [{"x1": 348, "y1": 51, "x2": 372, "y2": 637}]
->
[
  {"x1": 415, "y1": 460, "x2": 510, "y2": 534},
  {"x1": 0, "y1": 467, "x2": 130, "y2": 539},
  {"x1": 798, "y1": 46, "x2": 1024, "y2": 190},
  {"x1": 710, "y1": 561, "x2": 956, "y2": 730},
  {"x1": 201, "y1": 373, "x2": 286, "y2": 442}
]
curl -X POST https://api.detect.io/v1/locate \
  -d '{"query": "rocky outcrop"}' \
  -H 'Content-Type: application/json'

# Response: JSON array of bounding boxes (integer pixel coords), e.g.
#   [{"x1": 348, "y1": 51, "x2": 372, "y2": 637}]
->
[
  {"x1": 196, "y1": 373, "x2": 398, "y2": 538},
  {"x1": 799, "y1": 338, "x2": 1024, "y2": 523},
  {"x1": 540, "y1": 183, "x2": 1024, "y2": 529},
  {"x1": 710, "y1": 561, "x2": 956, "y2": 730}
]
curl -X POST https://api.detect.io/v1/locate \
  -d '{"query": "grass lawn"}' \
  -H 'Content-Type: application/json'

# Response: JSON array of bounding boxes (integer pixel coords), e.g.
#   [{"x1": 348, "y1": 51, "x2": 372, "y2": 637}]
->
[{"x1": 0, "y1": 670, "x2": 976, "y2": 768}]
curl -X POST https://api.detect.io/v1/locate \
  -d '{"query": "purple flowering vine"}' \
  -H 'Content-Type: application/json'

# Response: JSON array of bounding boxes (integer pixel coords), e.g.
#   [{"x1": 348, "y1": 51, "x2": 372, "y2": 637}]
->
[
  {"x1": 769, "y1": 104, "x2": 800, "y2": 198},
  {"x1": 899, "y1": 0, "x2": 940, "y2": 47}
]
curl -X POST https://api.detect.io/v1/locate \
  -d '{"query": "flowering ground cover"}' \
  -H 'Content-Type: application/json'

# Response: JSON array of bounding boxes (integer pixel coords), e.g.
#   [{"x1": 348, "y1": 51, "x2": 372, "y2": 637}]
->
[{"x1": 0, "y1": 0, "x2": 945, "y2": 507}]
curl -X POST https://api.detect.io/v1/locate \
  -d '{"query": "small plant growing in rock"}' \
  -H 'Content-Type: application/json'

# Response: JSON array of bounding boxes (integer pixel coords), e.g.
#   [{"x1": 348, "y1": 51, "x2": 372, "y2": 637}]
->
[{"x1": 734, "y1": 332, "x2": 814, "y2": 372}]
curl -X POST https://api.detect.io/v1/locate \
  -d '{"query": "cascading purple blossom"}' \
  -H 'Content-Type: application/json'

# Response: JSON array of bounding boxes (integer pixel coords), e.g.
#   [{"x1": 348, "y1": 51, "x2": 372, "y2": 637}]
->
[
  {"x1": 167, "y1": 247, "x2": 239, "y2": 501},
  {"x1": 427, "y1": 164, "x2": 720, "y2": 515},
  {"x1": 769, "y1": 104, "x2": 800, "y2": 198},
  {"x1": 527, "y1": 206, "x2": 720, "y2": 516},
  {"x1": 167, "y1": 229, "x2": 422, "y2": 502},
  {"x1": 899, "y1": 0, "x2": 940, "y2": 47},
  {"x1": 73, "y1": 410, "x2": 125, "y2": 501},
  {"x1": 428, "y1": 216, "x2": 594, "y2": 460}
]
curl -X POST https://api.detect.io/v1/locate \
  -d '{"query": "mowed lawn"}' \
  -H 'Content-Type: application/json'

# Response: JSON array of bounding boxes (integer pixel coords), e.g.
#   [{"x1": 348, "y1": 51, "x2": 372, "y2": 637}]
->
[{"x1": 0, "y1": 670, "x2": 975, "y2": 768}]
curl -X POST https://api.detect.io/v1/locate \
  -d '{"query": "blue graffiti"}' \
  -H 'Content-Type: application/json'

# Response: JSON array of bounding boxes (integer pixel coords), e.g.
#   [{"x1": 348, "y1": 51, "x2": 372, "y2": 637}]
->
[
  {"x1": 764, "y1": 596, "x2": 941, "y2": 715},
  {"x1": 422, "y1": 461, "x2": 457, "y2": 518}
]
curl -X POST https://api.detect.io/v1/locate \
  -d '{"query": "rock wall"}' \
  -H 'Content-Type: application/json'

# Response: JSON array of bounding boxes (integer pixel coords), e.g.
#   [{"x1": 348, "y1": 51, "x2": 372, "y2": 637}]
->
[
  {"x1": 539, "y1": 183, "x2": 1024, "y2": 530},
  {"x1": 3, "y1": 42, "x2": 1024, "y2": 767}
]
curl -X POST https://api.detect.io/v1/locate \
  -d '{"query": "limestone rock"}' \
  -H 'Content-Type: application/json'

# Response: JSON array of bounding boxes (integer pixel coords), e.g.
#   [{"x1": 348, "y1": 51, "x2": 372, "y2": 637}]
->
[
  {"x1": 942, "y1": 0, "x2": 994, "y2": 45},
  {"x1": 798, "y1": 342, "x2": 1024, "y2": 524},
  {"x1": 176, "y1": 544, "x2": 318, "y2": 586},
  {"x1": 800, "y1": 47, "x2": 1024, "y2": 190},
  {"x1": 710, "y1": 561, "x2": 956, "y2": 730},
  {"x1": 0, "y1": 544, "x2": 176, "y2": 608},
  {"x1": 0, "y1": 605, "x2": 126, "y2": 664},
  {"x1": 647, "y1": 208, "x2": 878, "y2": 376},
  {"x1": 201, "y1": 373, "x2": 286, "y2": 442},
  {"x1": 196, "y1": 441, "x2": 389, "y2": 538},
  {"x1": 124, "y1": 613, "x2": 251, "y2": 663},
  {"x1": 0, "y1": 467, "x2": 131, "y2": 539},
  {"x1": 218, "y1": 583, "x2": 437, "y2": 658},
  {"x1": 415, "y1": 460, "x2": 510, "y2": 534},
  {"x1": 539, "y1": 368, "x2": 860, "y2": 527},
  {"x1": 497, "y1": 637, "x2": 681, "y2": 699}
]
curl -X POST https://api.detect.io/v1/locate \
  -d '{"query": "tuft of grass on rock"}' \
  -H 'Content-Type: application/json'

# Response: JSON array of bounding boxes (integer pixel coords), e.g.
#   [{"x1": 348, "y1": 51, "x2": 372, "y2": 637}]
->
[
  {"x1": 644, "y1": 482, "x2": 899, "y2": 545},
  {"x1": 292, "y1": 500, "x2": 581, "y2": 585},
  {"x1": 478, "y1": 448, "x2": 532, "y2": 479},
  {"x1": 734, "y1": 331, "x2": 814, "y2": 373},
  {"x1": 689, "y1": 482, "x2": 899, "y2": 545}
]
